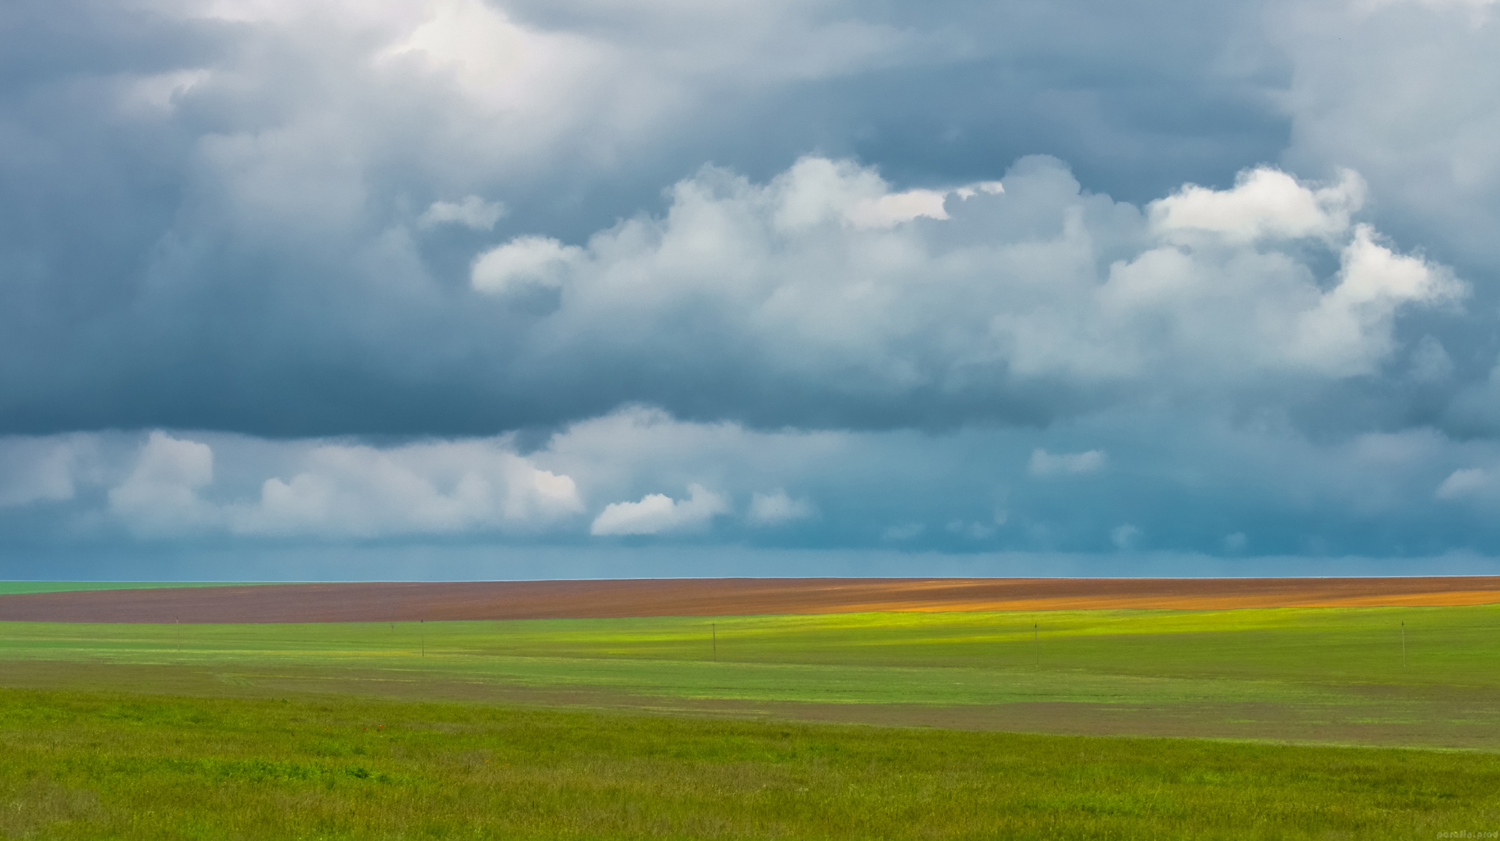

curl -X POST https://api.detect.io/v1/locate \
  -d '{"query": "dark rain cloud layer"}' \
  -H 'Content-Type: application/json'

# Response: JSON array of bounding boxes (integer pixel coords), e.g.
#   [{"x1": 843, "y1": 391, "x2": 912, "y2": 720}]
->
[
  {"x1": 3, "y1": 0, "x2": 1500, "y2": 575},
  {"x1": 0, "y1": 0, "x2": 1316, "y2": 438}
]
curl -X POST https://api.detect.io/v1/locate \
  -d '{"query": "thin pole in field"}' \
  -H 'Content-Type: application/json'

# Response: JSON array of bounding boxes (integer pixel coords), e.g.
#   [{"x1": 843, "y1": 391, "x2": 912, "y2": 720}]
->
[{"x1": 712, "y1": 623, "x2": 717, "y2": 661}]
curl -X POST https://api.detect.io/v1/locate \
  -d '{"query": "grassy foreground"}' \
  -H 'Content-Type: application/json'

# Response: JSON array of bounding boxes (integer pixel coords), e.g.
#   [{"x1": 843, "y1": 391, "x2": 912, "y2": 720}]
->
[{"x1": 2, "y1": 687, "x2": 1498, "y2": 840}]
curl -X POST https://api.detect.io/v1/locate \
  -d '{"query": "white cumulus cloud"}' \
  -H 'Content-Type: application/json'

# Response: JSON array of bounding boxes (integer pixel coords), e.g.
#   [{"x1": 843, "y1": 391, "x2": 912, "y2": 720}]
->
[
  {"x1": 108, "y1": 432, "x2": 218, "y2": 535},
  {"x1": 228, "y1": 440, "x2": 582, "y2": 537},
  {"x1": 466, "y1": 155, "x2": 1461, "y2": 420},
  {"x1": 590, "y1": 483, "x2": 728, "y2": 535},
  {"x1": 1149, "y1": 167, "x2": 1365, "y2": 244},
  {"x1": 103, "y1": 432, "x2": 582, "y2": 539},
  {"x1": 1288, "y1": 225, "x2": 1463, "y2": 375},
  {"x1": 471, "y1": 235, "x2": 585, "y2": 295}
]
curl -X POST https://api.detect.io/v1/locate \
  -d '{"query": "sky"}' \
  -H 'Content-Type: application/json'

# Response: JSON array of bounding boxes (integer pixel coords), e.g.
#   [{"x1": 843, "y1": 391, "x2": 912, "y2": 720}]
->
[{"x1": 3, "y1": 0, "x2": 1500, "y2": 580}]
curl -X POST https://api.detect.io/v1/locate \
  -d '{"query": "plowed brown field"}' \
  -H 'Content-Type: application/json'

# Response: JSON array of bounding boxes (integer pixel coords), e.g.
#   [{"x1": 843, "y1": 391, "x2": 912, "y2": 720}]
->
[{"x1": 1, "y1": 576, "x2": 1498, "y2": 623}]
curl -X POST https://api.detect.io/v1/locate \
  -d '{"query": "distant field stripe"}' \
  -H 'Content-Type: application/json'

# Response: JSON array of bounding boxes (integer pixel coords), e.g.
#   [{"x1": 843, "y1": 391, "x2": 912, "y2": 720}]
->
[
  {"x1": 4, "y1": 577, "x2": 1500, "y2": 623},
  {"x1": 0, "y1": 582, "x2": 266, "y2": 596}
]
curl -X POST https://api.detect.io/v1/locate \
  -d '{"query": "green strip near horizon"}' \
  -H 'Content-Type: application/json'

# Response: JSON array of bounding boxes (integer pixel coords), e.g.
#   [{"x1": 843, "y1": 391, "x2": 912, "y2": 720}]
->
[
  {"x1": 0, "y1": 581, "x2": 265, "y2": 596},
  {"x1": 3, "y1": 604, "x2": 1498, "y2": 750}
]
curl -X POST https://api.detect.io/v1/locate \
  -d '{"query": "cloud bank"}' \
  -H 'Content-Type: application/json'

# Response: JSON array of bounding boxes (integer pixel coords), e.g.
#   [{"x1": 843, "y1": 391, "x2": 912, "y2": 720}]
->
[
  {"x1": 465, "y1": 156, "x2": 1459, "y2": 429},
  {"x1": 88, "y1": 432, "x2": 584, "y2": 539},
  {"x1": 3, "y1": 0, "x2": 1500, "y2": 577}
]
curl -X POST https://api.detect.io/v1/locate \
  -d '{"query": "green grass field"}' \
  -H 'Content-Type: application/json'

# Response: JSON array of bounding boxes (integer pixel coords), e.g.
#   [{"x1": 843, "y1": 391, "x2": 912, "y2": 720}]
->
[
  {"x1": 2, "y1": 602, "x2": 1498, "y2": 838},
  {"x1": 2, "y1": 688, "x2": 1498, "y2": 840},
  {"x1": 2, "y1": 605, "x2": 1498, "y2": 748}
]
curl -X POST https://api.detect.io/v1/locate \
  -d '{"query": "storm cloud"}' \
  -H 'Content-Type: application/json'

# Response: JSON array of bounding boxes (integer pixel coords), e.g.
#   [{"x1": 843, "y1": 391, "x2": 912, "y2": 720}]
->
[{"x1": 2, "y1": 0, "x2": 1500, "y2": 577}]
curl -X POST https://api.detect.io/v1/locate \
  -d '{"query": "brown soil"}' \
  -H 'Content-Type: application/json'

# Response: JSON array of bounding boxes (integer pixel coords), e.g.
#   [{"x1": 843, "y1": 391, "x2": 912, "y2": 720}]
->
[{"x1": 1, "y1": 576, "x2": 1497, "y2": 624}]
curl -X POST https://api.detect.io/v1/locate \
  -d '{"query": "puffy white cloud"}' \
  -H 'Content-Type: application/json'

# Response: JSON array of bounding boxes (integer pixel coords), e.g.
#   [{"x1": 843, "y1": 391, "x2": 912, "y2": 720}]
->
[
  {"x1": 535, "y1": 405, "x2": 847, "y2": 503},
  {"x1": 1148, "y1": 167, "x2": 1364, "y2": 245},
  {"x1": 753, "y1": 158, "x2": 1004, "y2": 230},
  {"x1": 468, "y1": 155, "x2": 1460, "y2": 420},
  {"x1": 1083, "y1": 189, "x2": 1460, "y2": 383},
  {"x1": 99, "y1": 431, "x2": 581, "y2": 539},
  {"x1": 383, "y1": 0, "x2": 607, "y2": 114},
  {"x1": 747, "y1": 489, "x2": 815, "y2": 524},
  {"x1": 471, "y1": 235, "x2": 584, "y2": 294},
  {"x1": 108, "y1": 432, "x2": 218, "y2": 535},
  {"x1": 590, "y1": 483, "x2": 728, "y2": 535},
  {"x1": 1029, "y1": 448, "x2": 1107, "y2": 477},
  {"x1": 228, "y1": 439, "x2": 582, "y2": 537},
  {"x1": 1287, "y1": 225, "x2": 1462, "y2": 375}
]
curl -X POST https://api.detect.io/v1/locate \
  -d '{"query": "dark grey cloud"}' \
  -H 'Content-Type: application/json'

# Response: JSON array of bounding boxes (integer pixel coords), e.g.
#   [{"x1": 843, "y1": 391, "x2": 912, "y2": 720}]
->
[
  {"x1": 0, "y1": 0, "x2": 1304, "y2": 438},
  {"x1": 1, "y1": 149, "x2": 1456, "y2": 437}
]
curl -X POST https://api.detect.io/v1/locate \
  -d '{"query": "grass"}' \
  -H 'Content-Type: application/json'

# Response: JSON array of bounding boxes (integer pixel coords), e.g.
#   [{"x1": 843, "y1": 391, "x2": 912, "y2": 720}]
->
[
  {"x1": 2, "y1": 687, "x2": 1498, "y2": 840},
  {"x1": 2, "y1": 605, "x2": 1498, "y2": 749},
  {"x1": 3, "y1": 602, "x2": 1498, "y2": 837}
]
